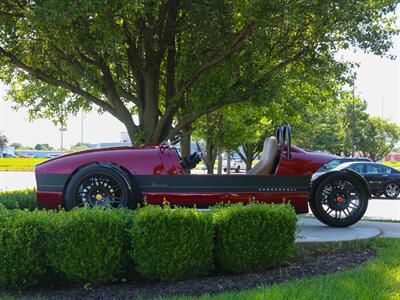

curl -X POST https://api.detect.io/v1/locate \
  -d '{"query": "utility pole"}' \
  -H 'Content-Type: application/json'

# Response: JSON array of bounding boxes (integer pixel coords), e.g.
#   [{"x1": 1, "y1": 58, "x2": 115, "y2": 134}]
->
[
  {"x1": 59, "y1": 127, "x2": 67, "y2": 152},
  {"x1": 351, "y1": 85, "x2": 356, "y2": 157},
  {"x1": 81, "y1": 111, "x2": 84, "y2": 144}
]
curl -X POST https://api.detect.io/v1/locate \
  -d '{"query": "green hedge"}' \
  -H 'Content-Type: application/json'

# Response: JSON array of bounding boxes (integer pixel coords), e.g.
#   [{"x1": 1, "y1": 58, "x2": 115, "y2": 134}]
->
[
  {"x1": 0, "y1": 189, "x2": 36, "y2": 210},
  {"x1": 0, "y1": 209, "x2": 50, "y2": 289},
  {"x1": 213, "y1": 203, "x2": 297, "y2": 273},
  {"x1": 46, "y1": 208, "x2": 133, "y2": 284},
  {"x1": 129, "y1": 206, "x2": 214, "y2": 281},
  {"x1": 0, "y1": 203, "x2": 297, "y2": 289}
]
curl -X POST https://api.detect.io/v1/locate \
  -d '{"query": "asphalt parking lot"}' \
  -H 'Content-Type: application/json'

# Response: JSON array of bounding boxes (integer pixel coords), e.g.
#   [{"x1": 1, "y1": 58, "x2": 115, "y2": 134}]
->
[{"x1": 1, "y1": 171, "x2": 399, "y2": 221}]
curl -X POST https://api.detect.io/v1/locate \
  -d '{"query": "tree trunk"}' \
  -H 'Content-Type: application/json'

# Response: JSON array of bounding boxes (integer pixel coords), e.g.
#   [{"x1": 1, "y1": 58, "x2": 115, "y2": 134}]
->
[
  {"x1": 205, "y1": 136, "x2": 217, "y2": 174},
  {"x1": 237, "y1": 143, "x2": 259, "y2": 171},
  {"x1": 141, "y1": 67, "x2": 161, "y2": 143},
  {"x1": 180, "y1": 130, "x2": 191, "y2": 158},
  {"x1": 226, "y1": 148, "x2": 231, "y2": 174},
  {"x1": 217, "y1": 148, "x2": 223, "y2": 175}
]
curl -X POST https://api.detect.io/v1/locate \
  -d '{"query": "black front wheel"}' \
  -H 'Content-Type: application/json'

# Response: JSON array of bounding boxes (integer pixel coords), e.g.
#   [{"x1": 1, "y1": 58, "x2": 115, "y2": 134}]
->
[
  {"x1": 64, "y1": 164, "x2": 135, "y2": 210},
  {"x1": 309, "y1": 173, "x2": 369, "y2": 227}
]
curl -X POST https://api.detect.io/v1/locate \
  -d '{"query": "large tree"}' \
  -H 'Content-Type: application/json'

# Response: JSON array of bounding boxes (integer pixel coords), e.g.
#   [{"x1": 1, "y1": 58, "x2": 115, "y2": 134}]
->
[
  {"x1": 0, "y1": 133, "x2": 8, "y2": 154},
  {"x1": 357, "y1": 116, "x2": 400, "y2": 161},
  {"x1": 0, "y1": 1, "x2": 397, "y2": 144}
]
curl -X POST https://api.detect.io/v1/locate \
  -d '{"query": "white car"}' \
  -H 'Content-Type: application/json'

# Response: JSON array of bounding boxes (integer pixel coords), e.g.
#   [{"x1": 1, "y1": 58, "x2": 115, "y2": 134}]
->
[{"x1": 223, "y1": 158, "x2": 246, "y2": 173}]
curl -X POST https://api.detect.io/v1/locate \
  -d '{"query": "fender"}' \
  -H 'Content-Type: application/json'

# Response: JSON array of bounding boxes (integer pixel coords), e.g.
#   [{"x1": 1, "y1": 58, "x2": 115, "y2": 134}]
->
[{"x1": 310, "y1": 169, "x2": 371, "y2": 199}]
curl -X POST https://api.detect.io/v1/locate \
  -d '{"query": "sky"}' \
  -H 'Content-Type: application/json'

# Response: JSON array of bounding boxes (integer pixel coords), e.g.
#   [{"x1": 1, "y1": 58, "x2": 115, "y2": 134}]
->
[{"x1": 0, "y1": 12, "x2": 399, "y2": 149}]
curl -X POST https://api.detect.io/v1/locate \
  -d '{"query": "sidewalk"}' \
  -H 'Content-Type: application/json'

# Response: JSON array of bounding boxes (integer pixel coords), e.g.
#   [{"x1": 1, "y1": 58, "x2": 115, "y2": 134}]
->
[{"x1": 296, "y1": 217, "x2": 400, "y2": 243}]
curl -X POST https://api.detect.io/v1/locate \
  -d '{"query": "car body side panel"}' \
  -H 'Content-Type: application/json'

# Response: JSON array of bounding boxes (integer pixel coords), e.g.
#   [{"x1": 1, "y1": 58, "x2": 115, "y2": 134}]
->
[
  {"x1": 144, "y1": 192, "x2": 309, "y2": 213},
  {"x1": 35, "y1": 144, "x2": 337, "y2": 211},
  {"x1": 35, "y1": 146, "x2": 182, "y2": 176},
  {"x1": 276, "y1": 146, "x2": 338, "y2": 176}
]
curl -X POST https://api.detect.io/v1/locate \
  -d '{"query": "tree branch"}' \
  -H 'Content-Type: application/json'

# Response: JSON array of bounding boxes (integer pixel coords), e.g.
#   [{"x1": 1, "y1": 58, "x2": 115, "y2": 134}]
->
[
  {"x1": 181, "y1": 21, "x2": 255, "y2": 93},
  {"x1": 0, "y1": 10, "x2": 25, "y2": 18},
  {"x1": 161, "y1": 21, "x2": 255, "y2": 131},
  {"x1": 0, "y1": 46, "x2": 119, "y2": 118},
  {"x1": 167, "y1": 95, "x2": 245, "y2": 139}
]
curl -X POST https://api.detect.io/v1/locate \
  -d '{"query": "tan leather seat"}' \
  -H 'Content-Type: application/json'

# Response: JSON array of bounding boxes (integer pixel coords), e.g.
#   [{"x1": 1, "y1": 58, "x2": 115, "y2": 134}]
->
[{"x1": 247, "y1": 136, "x2": 279, "y2": 175}]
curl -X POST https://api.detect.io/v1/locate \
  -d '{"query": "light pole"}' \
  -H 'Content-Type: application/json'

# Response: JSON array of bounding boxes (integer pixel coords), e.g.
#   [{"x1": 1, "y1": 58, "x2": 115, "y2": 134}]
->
[
  {"x1": 81, "y1": 111, "x2": 84, "y2": 144},
  {"x1": 59, "y1": 127, "x2": 67, "y2": 152},
  {"x1": 351, "y1": 85, "x2": 356, "y2": 157}
]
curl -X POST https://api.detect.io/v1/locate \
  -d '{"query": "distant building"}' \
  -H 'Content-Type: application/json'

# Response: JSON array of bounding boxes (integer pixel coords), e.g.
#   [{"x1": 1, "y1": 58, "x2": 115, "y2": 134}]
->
[
  {"x1": 1, "y1": 146, "x2": 15, "y2": 155},
  {"x1": 89, "y1": 142, "x2": 131, "y2": 149},
  {"x1": 385, "y1": 152, "x2": 400, "y2": 162},
  {"x1": 16, "y1": 150, "x2": 64, "y2": 158}
]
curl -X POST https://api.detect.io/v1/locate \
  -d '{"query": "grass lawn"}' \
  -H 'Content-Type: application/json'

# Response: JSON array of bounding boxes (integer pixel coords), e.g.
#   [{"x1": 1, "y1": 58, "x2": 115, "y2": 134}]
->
[
  {"x1": 383, "y1": 161, "x2": 400, "y2": 170},
  {"x1": 165, "y1": 238, "x2": 400, "y2": 300},
  {"x1": 0, "y1": 158, "x2": 48, "y2": 171}
]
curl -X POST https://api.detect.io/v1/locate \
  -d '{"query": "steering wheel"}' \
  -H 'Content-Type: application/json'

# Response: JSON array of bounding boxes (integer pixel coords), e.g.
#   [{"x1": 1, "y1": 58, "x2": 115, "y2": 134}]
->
[
  {"x1": 282, "y1": 124, "x2": 292, "y2": 160},
  {"x1": 196, "y1": 141, "x2": 210, "y2": 169}
]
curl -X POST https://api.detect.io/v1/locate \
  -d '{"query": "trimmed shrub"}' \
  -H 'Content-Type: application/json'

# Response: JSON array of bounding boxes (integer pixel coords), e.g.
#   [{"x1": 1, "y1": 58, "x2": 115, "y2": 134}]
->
[
  {"x1": 213, "y1": 203, "x2": 297, "y2": 273},
  {"x1": 0, "y1": 189, "x2": 36, "y2": 210},
  {"x1": 130, "y1": 206, "x2": 214, "y2": 281},
  {"x1": 0, "y1": 209, "x2": 51, "y2": 289},
  {"x1": 46, "y1": 208, "x2": 133, "y2": 284}
]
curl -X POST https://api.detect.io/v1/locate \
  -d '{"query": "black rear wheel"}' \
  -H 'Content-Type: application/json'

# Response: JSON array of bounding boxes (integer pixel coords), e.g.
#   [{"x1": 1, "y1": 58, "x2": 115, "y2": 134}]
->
[
  {"x1": 383, "y1": 182, "x2": 400, "y2": 199},
  {"x1": 309, "y1": 173, "x2": 369, "y2": 227},
  {"x1": 65, "y1": 164, "x2": 135, "y2": 210}
]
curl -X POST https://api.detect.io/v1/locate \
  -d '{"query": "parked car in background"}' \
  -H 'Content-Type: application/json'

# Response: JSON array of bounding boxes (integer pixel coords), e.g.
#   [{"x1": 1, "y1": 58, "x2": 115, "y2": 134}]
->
[
  {"x1": 316, "y1": 157, "x2": 372, "y2": 173},
  {"x1": 334, "y1": 162, "x2": 400, "y2": 199},
  {"x1": 46, "y1": 153, "x2": 61, "y2": 158},
  {"x1": 223, "y1": 156, "x2": 246, "y2": 173},
  {"x1": 1, "y1": 153, "x2": 17, "y2": 158}
]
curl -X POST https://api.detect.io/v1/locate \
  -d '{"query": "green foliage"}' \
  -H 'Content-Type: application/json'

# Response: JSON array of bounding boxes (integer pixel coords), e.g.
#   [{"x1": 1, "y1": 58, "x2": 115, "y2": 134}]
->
[
  {"x1": 34, "y1": 143, "x2": 53, "y2": 151},
  {"x1": 9, "y1": 142, "x2": 22, "y2": 149},
  {"x1": 46, "y1": 208, "x2": 133, "y2": 284},
  {"x1": 0, "y1": 209, "x2": 51, "y2": 289},
  {"x1": 357, "y1": 116, "x2": 400, "y2": 161},
  {"x1": 0, "y1": 1, "x2": 397, "y2": 143},
  {"x1": 0, "y1": 189, "x2": 36, "y2": 210},
  {"x1": 70, "y1": 142, "x2": 91, "y2": 151},
  {"x1": 293, "y1": 93, "x2": 400, "y2": 158},
  {"x1": 130, "y1": 206, "x2": 214, "y2": 281},
  {"x1": 0, "y1": 203, "x2": 300, "y2": 288},
  {"x1": 213, "y1": 203, "x2": 297, "y2": 273}
]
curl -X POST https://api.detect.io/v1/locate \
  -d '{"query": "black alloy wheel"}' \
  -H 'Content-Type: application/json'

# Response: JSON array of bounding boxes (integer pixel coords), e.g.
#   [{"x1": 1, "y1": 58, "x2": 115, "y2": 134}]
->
[
  {"x1": 310, "y1": 173, "x2": 369, "y2": 227},
  {"x1": 65, "y1": 164, "x2": 134, "y2": 210},
  {"x1": 384, "y1": 182, "x2": 400, "y2": 199}
]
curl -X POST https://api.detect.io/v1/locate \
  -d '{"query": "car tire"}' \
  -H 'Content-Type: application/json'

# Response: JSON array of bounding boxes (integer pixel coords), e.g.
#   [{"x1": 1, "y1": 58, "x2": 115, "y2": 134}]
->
[
  {"x1": 383, "y1": 182, "x2": 400, "y2": 199},
  {"x1": 64, "y1": 163, "x2": 136, "y2": 210},
  {"x1": 235, "y1": 166, "x2": 240, "y2": 173},
  {"x1": 309, "y1": 172, "x2": 369, "y2": 227},
  {"x1": 223, "y1": 168, "x2": 227, "y2": 172}
]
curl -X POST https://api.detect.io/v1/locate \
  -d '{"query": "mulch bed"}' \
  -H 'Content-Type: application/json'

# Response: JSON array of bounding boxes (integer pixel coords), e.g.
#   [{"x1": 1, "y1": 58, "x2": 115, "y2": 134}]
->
[{"x1": 1, "y1": 247, "x2": 376, "y2": 300}]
